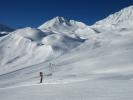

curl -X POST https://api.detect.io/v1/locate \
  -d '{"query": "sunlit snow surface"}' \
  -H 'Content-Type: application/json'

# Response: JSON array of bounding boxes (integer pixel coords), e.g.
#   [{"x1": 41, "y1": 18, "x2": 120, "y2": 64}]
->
[
  {"x1": 1, "y1": 80, "x2": 133, "y2": 100},
  {"x1": 0, "y1": 5, "x2": 133, "y2": 100}
]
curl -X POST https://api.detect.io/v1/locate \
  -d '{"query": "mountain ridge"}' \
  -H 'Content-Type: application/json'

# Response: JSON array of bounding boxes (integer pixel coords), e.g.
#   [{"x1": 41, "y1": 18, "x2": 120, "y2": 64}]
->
[{"x1": 92, "y1": 5, "x2": 133, "y2": 30}]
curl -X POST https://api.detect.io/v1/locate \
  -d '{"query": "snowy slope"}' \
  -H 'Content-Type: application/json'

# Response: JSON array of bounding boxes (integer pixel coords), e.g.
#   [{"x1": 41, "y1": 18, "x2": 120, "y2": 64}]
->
[
  {"x1": 92, "y1": 5, "x2": 133, "y2": 32},
  {"x1": 0, "y1": 5, "x2": 133, "y2": 100},
  {"x1": 0, "y1": 27, "x2": 84, "y2": 75},
  {"x1": 1, "y1": 80, "x2": 133, "y2": 100},
  {"x1": 0, "y1": 5, "x2": 133, "y2": 90}
]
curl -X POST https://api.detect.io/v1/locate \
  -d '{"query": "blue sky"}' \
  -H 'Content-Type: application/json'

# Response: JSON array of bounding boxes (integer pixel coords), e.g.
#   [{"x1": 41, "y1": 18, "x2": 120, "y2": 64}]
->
[{"x1": 0, "y1": 0, "x2": 133, "y2": 28}]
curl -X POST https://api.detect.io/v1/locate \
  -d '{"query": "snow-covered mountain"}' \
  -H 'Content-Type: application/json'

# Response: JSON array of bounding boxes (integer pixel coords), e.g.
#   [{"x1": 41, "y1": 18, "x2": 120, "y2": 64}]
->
[
  {"x1": 0, "y1": 27, "x2": 84, "y2": 75},
  {"x1": 38, "y1": 16, "x2": 87, "y2": 33},
  {"x1": 38, "y1": 16, "x2": 95, "y2": 39},
  {"x1": 0, "y1": 5, "x2": 133, "y2": 88},
  {"x1": 92, "y1": 5, "x2": 133, "y2": 32},
  {"x1": 0, "y1": 24, "x2": 14, "y2": 37}
]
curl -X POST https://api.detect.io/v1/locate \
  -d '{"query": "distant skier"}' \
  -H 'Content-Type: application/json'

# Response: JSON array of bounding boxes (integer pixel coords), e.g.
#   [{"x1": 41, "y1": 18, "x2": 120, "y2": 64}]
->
[{"x1": 40, "y1": 72, "x2": 43, "y2": 83}]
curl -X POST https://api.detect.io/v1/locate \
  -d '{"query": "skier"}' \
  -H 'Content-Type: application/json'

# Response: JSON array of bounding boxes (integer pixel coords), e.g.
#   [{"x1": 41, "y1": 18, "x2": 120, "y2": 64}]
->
[{"x1": 40, "y1": 72, "x2": 43, "y2": 83}]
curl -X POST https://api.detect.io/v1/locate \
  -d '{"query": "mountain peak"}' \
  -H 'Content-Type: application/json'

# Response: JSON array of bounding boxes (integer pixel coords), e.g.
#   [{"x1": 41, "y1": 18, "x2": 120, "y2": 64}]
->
[
  {"x1": 38, "y1": 16, "x2": 87, "y2": 34},
  {"x1": 52, "y1": 16, "x2": 68, "y2": 23},
  {"x1": 38, "y1": 16, "x2": 71, "y2": 31},
  {"x1": 94, "y1": 5, "x2": 133, "y2": 29}
]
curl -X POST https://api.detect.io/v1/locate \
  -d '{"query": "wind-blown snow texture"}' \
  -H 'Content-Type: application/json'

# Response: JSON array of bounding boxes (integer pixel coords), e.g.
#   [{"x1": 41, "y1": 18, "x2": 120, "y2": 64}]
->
[{"x1": 0, "y1": 5, "x2": 133, "y2": 100}]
